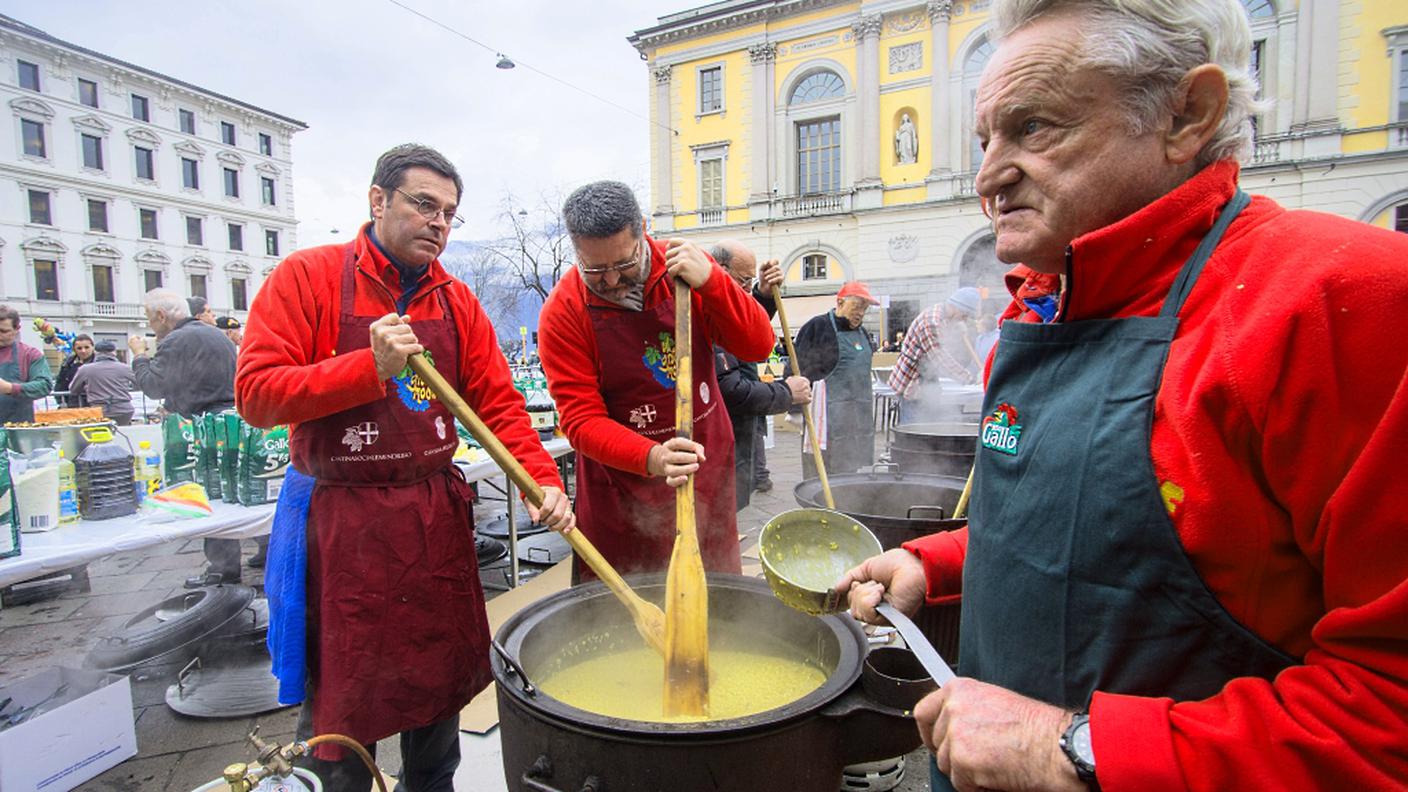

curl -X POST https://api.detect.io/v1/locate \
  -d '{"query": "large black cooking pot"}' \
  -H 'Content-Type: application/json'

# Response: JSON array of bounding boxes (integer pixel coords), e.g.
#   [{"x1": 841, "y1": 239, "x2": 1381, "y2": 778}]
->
[
  {"x1": 492, "y1": 574, "x2": 927, "y2": 792},
  {"x1": 889, "y1": 422, "x2": 978, "y2": 477},
  {"x1": 794, "y1": 464, "x2": 967, "y2": 550}
]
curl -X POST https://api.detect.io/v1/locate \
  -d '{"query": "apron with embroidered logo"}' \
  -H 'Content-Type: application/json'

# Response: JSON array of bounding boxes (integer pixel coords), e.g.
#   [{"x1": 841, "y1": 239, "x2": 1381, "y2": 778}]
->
[
  {"x1": 807, "y1": 312, "x2": 873, "y2": 477},
  {"x1": 289, "y1": 245, "x2": 487, "y2": 756},
  {"x1": 573, "y1": 275, "x2": 740, "y2": 580},
  {"x1": 932, "y1": 190, "x2": 1296, "y2": 789}
]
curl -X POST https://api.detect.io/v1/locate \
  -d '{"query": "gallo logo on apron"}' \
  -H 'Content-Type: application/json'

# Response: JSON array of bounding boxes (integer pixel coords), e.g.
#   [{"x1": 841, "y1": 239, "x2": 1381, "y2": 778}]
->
[
  {"x1": 980, "y1": 402, "x2": 1023, "y2": 456},
  {"x1": 391, "y1": 349, "x2": 440, "y2": 411},
  {"x1": 641, "y1": 332, "x2": 678, "y2": 388}
]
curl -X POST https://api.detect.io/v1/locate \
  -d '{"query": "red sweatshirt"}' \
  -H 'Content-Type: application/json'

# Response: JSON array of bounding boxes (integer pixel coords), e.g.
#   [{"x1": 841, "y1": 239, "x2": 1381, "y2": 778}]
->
[
  {"x1": 235, "y1": 224, "x2": 562, "y2": 490},
  {"x1": 904, "y1": 162, "x2": 1408, "y2": 791},
  {"x1": 538, "y1": 235, "x2": 776, "y2": 474}
]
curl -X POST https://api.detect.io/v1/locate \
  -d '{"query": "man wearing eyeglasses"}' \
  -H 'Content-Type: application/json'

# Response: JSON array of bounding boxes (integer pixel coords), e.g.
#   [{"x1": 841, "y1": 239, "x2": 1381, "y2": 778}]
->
[
  {"x1": 237, "y1": 144, "x2": 574, "y2": 791},
  {"x1": 538, "y1": 182, "x2": 775, "y2": 580}
]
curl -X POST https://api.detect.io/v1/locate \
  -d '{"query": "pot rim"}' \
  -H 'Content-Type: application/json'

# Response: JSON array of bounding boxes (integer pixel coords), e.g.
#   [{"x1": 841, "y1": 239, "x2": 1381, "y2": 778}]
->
[{"x1": 492, "y1": 573, "x2": 867, "y2": 737}]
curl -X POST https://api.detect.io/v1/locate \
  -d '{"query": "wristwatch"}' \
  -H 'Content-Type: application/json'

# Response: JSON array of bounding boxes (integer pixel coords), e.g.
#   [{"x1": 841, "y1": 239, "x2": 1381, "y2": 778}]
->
[{"x1": 1060, "y1": 711, "x2": 1100, "y2": 791}]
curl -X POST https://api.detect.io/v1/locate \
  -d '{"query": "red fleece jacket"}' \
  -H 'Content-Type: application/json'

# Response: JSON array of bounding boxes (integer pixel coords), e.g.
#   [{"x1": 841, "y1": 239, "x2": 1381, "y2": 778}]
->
[
  {"x1": 538, "y1": 235, "x2": 776, "y2": 475},
  {"x1": 904, "y1": 162, "x2": 1408, "y2": 791},
  {"x1": 235, "y1": 224, "x2": 562, "y2": 491}
]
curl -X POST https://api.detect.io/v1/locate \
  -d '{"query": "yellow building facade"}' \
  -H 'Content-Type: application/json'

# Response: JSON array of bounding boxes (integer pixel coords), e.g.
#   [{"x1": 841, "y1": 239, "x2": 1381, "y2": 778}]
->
[{"x1": 630, "y1": 0, "x2": 1408, "y2": 335}]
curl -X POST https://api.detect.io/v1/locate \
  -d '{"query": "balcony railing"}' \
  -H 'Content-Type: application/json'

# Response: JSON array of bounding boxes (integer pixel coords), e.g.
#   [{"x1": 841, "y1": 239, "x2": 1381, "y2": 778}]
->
[
  {"x1": 777, "y1": 190, "x2": 853, "y2": 218},
  {"x1": 78, "y1": 301, "x2": 145, "y2": 319},
  {"x1": 698, "y1": 207, "x2": 724, "y2": 226}
]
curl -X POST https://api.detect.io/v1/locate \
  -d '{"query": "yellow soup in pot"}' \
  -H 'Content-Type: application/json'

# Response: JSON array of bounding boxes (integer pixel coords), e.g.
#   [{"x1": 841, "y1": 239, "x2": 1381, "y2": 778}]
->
[{"x1": 536, "y1": 646, "x2": 829, "y2": 723}]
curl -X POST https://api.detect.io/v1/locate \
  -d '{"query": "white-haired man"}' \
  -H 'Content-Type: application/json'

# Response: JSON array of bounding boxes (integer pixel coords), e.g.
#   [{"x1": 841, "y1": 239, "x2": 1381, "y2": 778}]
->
[{"x1": 838, "y1": 2, "x2": 1408, "y2": 790}]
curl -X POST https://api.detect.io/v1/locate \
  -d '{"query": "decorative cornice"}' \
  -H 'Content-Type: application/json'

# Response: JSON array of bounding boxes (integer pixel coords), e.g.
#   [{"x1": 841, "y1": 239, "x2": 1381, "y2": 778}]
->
[
  {"x1": 134, "y1": 248, "x2": 171, "y2": 267},
  {"x1": 652, "y1": 64, "x2": 673, "y2": 84},
  {"x1": 9, "y1": 97, "x2": 55, "y2": 119},
  {"x1": 71, "y1": 114, "x2": 111, "y2": 135},
  {"x1": 20, "y1": 235, "x2": 66, "y2": 254},
  {"x1": 216, "y1": 150, "x2": 246, "y2": 167},
  {"x1": 182, "y1": 254, "x2": 214, "y2": 272},
  {"x1": 927, "y1": 0, "x2": 954, "y2": 23},
  {"x1": 629, "y1": 0, "x2": 847, "y2": 53},
  {"x1": 125, "y1": 126, "x2": 161, "y2": 146},
  {"x1": 174, "y1": 140, "x2": 206, "y2": 159},
  {"x1": 852, "y1": 14, "x2": 884, "y2": 40},
  {"x1": 80, "y1": 242, "x2": 121, "y2": 260},
  {"x1": 748, "y1": 42, "x2": 778, "y2": 63},
  {"x1": 255, "y1": 161, "x2": 281, "y2": 176}
]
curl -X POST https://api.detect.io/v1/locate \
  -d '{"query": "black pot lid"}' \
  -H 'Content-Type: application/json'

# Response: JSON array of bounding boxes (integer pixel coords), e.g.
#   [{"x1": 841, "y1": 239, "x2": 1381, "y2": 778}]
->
[
  {"x1": 478, "y1": 509, "x2": 548, "y2": 539},
  {"x1": 516, "y1": 530, "x2": 571, "y2": 565}
]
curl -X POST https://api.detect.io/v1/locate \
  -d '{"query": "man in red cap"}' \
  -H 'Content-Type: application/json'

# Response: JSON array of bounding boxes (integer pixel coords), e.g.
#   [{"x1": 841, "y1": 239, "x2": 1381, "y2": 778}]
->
[{"x1": 792, "y1": 281, "x2": 880, "y2": 478}]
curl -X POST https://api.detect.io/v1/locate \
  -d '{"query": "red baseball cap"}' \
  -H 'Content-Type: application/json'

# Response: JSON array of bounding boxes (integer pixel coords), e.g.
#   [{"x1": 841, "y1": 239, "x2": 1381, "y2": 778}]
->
[{"x1": 837, "y1": 281, "x2": 880, "y2": 305}]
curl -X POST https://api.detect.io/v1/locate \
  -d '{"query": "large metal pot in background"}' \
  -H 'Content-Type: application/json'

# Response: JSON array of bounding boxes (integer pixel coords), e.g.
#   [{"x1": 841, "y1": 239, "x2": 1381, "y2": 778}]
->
[
  {"x1": 888, "y1": 422, "x2": 978, "y2": 478},
  {"x1": 492, "y1": 575, "x2": 927, "y2": 792}
]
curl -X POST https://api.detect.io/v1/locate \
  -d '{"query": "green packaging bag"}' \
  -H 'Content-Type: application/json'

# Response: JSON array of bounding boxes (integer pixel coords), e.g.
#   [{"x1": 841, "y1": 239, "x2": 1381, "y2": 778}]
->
[
  {"x1": 239, "y1": 424, "x2": 289, "y2": 505},
  {"x1": 162, "y1": 414, "x2": 198, "y2": 485},
  {"x1": 0, "y1": 429, "x2": 18, "y2": 559},
  {"x1": 190, "y1": 414, "x2": 222, "y2": 501},
  {"x1": 220, "y1": 411, "x2": 243, "y2": 503}
]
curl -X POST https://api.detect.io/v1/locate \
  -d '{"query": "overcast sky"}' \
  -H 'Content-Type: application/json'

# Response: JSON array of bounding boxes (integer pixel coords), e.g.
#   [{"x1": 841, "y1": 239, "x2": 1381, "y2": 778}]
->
[{"x1": 17, "y1": 0, "x2": 669, "y2": 247}]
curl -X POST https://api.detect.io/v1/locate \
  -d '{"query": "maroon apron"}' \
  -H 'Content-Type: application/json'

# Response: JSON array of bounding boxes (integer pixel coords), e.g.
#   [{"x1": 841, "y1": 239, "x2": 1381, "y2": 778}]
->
[
  {"x1": 573, "y1": 270, "x2": 741, "y2": 580},
  {"x1": 293, "y1": 245, "x2": 487, "y2": 755}
]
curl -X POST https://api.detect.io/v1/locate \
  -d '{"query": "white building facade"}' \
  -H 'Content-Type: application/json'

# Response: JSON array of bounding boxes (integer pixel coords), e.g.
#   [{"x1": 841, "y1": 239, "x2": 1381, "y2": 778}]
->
[{"x1": 0, "y1": 13, "x2": 305, "y2": 352}]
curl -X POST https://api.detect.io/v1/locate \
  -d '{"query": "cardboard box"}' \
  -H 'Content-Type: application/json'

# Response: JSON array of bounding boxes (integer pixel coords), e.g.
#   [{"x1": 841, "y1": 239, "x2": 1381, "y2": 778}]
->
[{"x1": 0, "y1": 667, "x2": 137, "y2": 792}]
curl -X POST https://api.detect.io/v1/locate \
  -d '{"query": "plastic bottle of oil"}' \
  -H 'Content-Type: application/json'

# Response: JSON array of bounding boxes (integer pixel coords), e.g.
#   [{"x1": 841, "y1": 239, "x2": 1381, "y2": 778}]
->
[
  {"x1": 57, "y1": 449, "x2": 80, "y2": 525},
  {"x1": 135, "y1": 440, "x2": 162, "y2": 501}
]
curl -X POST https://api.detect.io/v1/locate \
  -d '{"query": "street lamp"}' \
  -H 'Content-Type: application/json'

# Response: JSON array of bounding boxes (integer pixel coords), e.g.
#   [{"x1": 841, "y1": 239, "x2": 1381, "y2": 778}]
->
[{"x1": 496, "y1": 54, "x2": 516, "y2": 70}]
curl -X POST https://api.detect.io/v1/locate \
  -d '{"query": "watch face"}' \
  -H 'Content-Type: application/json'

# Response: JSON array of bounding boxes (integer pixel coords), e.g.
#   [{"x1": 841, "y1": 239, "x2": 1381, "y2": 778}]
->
[{"x1": 1074, "y1": 722, "x2": 1095, "y2": 765}]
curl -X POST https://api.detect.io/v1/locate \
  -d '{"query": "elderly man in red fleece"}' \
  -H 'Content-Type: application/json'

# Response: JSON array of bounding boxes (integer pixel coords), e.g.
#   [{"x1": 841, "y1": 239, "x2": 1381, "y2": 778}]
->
[
  {"x1": 237, "y1": 144, "x2": 573, "y2": 791},
  {"x1": 538, "y1": 181, "x2": 774, "y2": 580},
  {"x1": 836, "y1": 2, "x2": 1408, "y2": 791}
]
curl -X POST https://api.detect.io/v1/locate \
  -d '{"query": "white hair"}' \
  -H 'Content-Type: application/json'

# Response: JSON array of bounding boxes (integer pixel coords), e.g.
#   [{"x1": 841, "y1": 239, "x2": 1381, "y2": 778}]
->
[
  {"x1": 992, "y1": 0, "x2": 1264, "y2": 166},
  {"x1": 143, "y1": 288, "x2": 190, "y2": 320}
]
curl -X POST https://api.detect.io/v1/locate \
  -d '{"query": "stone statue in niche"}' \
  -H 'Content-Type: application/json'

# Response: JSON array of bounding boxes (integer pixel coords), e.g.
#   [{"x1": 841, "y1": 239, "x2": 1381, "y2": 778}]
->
[{"x1": 895, "y1": 113, "x2": 918, "y2": 164}]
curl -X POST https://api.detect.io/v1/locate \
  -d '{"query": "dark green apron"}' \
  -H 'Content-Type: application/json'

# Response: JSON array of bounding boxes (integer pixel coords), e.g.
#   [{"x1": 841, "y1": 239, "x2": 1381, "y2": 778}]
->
[
  {"x1": 933, "y1": 191, "x2": 1296, "y2": 790},
  {"x1": 821, "y1": 311, "x2": 874, "y2": 475}
]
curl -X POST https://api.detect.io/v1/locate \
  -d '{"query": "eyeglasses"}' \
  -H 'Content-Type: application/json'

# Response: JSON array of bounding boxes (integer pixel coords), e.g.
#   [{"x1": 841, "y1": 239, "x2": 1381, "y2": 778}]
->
[
  {"x1": 579, "y1": 239, "x2": 646, "y2": 276},
  {"x1": 395, "y1": 188, "x2": 465, "y2": 229},
  {"x1": 732, "y1": 274, "x2": 758, "y2": 292}
]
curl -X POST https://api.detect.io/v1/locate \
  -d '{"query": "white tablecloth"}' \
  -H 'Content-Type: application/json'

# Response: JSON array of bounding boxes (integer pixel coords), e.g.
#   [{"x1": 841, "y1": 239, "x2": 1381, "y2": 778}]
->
[{"x1": 0, "y1": 499, "x2": 275, "y2": 588}]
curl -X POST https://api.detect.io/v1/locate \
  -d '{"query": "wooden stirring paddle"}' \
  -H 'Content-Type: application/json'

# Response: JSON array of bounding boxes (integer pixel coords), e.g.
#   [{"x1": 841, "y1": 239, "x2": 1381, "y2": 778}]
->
[
  {"x1": 662, "y1": 277, "x2": 710, "y2": 718},
  {"x1": 405, "y1": 354, "x2": 667, "y2": 655},
  {"x1": 773, "y1": 284, "x2": 834, "y2": 509}
]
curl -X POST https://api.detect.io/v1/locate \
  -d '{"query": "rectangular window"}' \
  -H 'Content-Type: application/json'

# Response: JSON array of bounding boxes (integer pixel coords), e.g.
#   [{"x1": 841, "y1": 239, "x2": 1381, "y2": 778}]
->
[
  {"x1": 143, "y1": 269, "x2": 163, "y2": 293},
  {"x1": 1397, "y1": 205, "x2": 1408, "y2": 234},
  {"x1": 231, "y1": 278, "x2": 248, "y2": 311},
  {"x1": 261, "y1": 176, "x2": 276, "y2": 205},
  {"x1": 228, "y1": 222, "x2": 244, "y2": 251},
  {"x1": 223, "y1": 168, "x2": 239, "y2": 198},
  {"x1": 179, "y1": 108, "x2": 196, "y2": 134},
  {"x1": 258, "y1": 132, "x2": 272, "y2": 156},
  {"x1": 802, "y1": 253, "x2": 827, "y2": 281},
  {"x1": 186, "y1": 216, "x2": 204, "y2": 245},
  {"x1": 81, "y1": 133, "x2": 104, "y2": 170},
  {"x1": 21, "y1": 119, "x2": 45, "y2": 158},
  {"x1": 797, "y1": 117, "x2": 841, "y2": 194},
  {"x1": 134, "y1": 146, "x2": 155, "y2": 180},
  {"x1": 265, "y1": 229, "x2": 280, "y2": 257},
  {"x1": 92, "y1": 264, "x2": 115, "y2": 303},
  {"x1": 18, "y1": 60, "x2": 39, "y2": 91},
  {"x1": 78, "y1": 78, "x2": 98, "y2": 108},
  {"x1": 131, "y1": 93, "x2": 149, "y2": 122},
  {"x1": 28, "y1": 190, "x2": 51, "y2": 225},
  {"x1": 34, "y1": 259, "x2": 59, "y2": 301},
  {"x1": 139, "y1": 208, "x2": 159, "y2": 239},
  {"x1": 190, "y1": 273, "x2": 207, "y2": 300},
  {"x1": 699, "y1": 66, "x2": 722, "y2": 114},
  {"x1": 88, "y1": 199, "x2": 109, "y2": 232},
  {"x1": 699, "y1": 158, "x2": 723, "y2": 209},
  {"x1": 221, "y1": 121, "x2": 236, "y2": 145},
  {"x1": 1399, "y1": 50, "x2": 1408, "y2": 122},
  {"x1": 182, "y1": 158, "x2": 200, "y2": 189}
]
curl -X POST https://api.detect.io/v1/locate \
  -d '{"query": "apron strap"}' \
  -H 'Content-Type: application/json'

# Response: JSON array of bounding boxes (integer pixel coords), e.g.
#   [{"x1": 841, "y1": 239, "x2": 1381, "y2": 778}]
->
[
  {"x1": 1159, "y1": 189, "x2": 1250, "y2": 319},
  {"x1": 339, "y1": 242, "x2": 359, "y2": 318}
]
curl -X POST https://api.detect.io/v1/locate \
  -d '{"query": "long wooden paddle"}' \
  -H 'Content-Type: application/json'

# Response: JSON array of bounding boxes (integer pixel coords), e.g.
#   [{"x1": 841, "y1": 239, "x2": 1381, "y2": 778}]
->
[
  {"x1": 662, "y1": 277, "x2": 710, "y2": 717},
  {"x1": 772, "y1": 285, "x2": 835, "y2": 509},
  {"x1": 405, "y1": 354, "x2": 667, "y2": 655}
]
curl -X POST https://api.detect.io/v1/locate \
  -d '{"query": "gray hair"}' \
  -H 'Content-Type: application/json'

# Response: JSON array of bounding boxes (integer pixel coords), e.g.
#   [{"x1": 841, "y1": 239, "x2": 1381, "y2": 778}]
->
[
  {"x1": 992, "y1": 0, "x2": 1263, "y2": 166},
  {"x1": 143, "y1": 289, "x2": 190, "y2": 321},
  {"x1": 370, "y1": 143, "x2": 463, "y2": 207},
  {"x1": 562, "y1": 181, "x2": 643, "y2": 241},
  {"x1": 709, "y1": 244, "x2": 733, "y2": 269}
]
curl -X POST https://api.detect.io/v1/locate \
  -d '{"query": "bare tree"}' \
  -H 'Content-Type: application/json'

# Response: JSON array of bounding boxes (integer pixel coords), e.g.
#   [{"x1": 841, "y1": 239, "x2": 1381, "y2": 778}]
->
[
  {"x1": 440, "y1": 242, "x2": 522, "y2": 335},
  {"x1": 484, "y1": 191, "x2": 572, "y2": 302}
]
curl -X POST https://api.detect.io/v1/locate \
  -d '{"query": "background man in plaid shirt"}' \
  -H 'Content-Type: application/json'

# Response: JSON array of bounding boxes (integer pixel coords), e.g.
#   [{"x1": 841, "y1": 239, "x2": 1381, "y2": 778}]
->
[{"x1": 888, "y1": 287, "x2": 981, "y2": 423}]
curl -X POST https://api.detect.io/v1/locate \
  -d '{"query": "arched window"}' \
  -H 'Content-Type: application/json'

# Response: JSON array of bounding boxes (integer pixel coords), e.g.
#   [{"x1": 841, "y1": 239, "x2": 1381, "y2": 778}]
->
[
  {"x1": 1241, "y1": 0, "x2": 1275, "y2": 20},
  {"x1": 789, "y1": 71, "x2": 845, "y2": 105},
  {"x1": 963, "y1": 36, "x2": 995, "y2": 170}
]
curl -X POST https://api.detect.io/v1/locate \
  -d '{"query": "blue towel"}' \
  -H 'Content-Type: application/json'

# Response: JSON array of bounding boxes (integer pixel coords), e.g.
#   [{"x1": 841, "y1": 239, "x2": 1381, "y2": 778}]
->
[{"x1": 266, "y1": 466, "x2": 315, "y2": 705}]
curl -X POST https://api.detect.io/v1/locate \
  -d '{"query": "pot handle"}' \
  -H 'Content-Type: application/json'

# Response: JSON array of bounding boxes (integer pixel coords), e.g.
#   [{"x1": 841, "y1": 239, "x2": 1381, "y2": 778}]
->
[
  {"x1": 491, "y1": 640, "x2": 536, "y2": 698},
  {"x1": 867, "y1": 461, "x2": 903, "y2": 480},
  {"x1": 523, "y1": 755, "x2": 603, "y2": 792},
  {"x1": 906, "y1": 505, "x2": 947, "y2": 521}
]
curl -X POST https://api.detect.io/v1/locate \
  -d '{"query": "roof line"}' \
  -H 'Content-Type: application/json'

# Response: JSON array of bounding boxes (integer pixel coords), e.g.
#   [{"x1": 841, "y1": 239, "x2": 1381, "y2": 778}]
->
[{"x1": 0, "y1": 12, "x2": 308, "y2": 130}]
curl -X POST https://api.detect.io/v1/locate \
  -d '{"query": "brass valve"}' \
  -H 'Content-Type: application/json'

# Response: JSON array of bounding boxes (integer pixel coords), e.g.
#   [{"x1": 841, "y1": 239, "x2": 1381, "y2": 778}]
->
[{"x1": 222, "y1": 763, "x2": 252, "y2": 792}]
